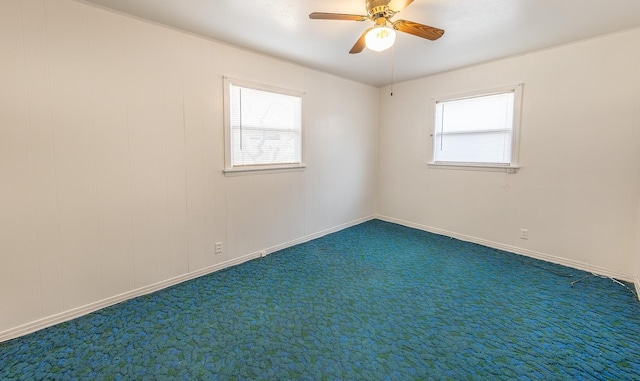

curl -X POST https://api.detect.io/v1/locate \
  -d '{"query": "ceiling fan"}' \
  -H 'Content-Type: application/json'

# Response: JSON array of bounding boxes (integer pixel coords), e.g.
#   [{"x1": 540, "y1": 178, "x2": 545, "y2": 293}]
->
[{"x1": 309, "y1": 0, "x2": 444, "y2": 54}]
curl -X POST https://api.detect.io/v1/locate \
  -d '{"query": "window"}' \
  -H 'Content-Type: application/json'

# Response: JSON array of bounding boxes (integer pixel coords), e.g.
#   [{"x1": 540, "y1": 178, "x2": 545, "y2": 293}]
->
[
  {"x1": 430, "y1": 84, "x2": 523, "y2": 171},
  {"x1": 223, "y1": 77, "x2": 304, "y2": 173}
]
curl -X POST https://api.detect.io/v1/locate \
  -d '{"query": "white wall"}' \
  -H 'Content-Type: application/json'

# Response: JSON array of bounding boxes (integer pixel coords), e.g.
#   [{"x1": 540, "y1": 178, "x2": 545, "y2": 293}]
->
[
  {"x1": 636, "y1": 185, "x2": 640, "y2": 292},
  {"x1": 636, "y1": 105, "x2": 640, "y2": 292},
  {"x1": 378, "y1": 28, "x2": 640, "y2": 280},
  {"x1": 0, "y1": 0, "x2": 378, "y2": 337},
  {"x1": 636, "y1": 196, "x2": 640, "y2": 291}
]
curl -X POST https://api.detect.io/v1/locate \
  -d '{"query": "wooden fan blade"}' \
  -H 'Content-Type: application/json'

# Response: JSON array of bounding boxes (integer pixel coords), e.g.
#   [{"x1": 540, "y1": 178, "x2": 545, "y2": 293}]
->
[
  {"x1": 309, "y1": 12, "x2": 367, "y2": 21},
  {"x1": 349, "y1": 28, "x2": 373, "y2": 54},
  {"x1": 387, "y1": 0, "x2": 414, "y2": 12},
  {"x1": 393, "y1": 20, "x2": 444, "y2": 41}
]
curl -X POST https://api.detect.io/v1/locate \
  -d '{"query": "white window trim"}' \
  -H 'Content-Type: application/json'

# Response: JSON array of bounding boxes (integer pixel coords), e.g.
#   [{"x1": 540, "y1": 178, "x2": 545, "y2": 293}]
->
[
  {"x1": 223, "y1": 164, "x2": 307, "y2": 176},
  {"x1": 428, "y1": 83, "x2": 524, "y2": 173},
  {"x1": 222, "y1": 76, "x2": 306, "y2": 175}
]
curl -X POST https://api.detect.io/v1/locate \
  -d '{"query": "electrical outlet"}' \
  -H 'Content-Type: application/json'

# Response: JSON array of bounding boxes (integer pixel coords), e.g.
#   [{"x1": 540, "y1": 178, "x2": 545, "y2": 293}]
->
[
  {"x1": 214, "y1": 242, "x2": 222, "y2": 254},
  {"x1": 519, "y1": 229, "x2": 529, "y2": 240}
]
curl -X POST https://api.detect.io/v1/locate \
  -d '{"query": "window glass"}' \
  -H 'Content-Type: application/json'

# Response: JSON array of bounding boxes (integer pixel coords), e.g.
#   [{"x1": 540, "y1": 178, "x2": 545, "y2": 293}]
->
[
  {"x1": 432, "y1": 85, "x2": 522, "y2": 168},
  {"x1": 224, "y1": 78, "x2": 303, "y2": 172}
]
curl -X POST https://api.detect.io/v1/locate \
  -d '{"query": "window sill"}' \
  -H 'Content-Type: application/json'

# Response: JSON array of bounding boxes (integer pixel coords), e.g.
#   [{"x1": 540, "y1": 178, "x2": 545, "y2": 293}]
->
[
  {"x1": 428, "y1": 162, "x2": 520, "y2": 173},
  {"x1": 224, "y1": 164, "x2": 306, "y2": 176}
]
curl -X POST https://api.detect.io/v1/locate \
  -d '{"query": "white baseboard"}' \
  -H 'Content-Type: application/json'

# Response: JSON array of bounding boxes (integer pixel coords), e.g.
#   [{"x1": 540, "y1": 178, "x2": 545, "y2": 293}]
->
[
  {"x1": 635, "y1": 277, "x2": 640, "y2": 302},
  {"x1": 0, "y1": 216, "x2": 374, "y2": 343},
  {"x1": 376, "y1": 215, "x2": 635, "y2": 283}
]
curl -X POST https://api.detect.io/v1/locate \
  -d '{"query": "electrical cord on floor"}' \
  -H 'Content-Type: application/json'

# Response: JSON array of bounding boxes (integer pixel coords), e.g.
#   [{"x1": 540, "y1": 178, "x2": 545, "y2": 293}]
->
[
  {"x1": 487, "y1": 248, "x2": 640, "y2": 299},
  {"x1": 493, "y1": 249, "x2": 638, "y2": 298},
  {"x1": 569, "y1": 275, "x2": 590, "y2": 286},
  {"x1": 570, "y1": 263, "x2": 639, "y2": 298}
]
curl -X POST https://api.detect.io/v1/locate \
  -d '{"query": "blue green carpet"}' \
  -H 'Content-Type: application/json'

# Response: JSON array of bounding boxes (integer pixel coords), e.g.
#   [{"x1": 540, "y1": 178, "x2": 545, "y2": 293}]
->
[{"x1": 1, "y1": 220, "x2": 640, "y2": 380}]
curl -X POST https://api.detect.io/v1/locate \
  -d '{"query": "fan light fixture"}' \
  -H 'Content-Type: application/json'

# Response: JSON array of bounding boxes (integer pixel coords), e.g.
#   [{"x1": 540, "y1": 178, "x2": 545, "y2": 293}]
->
[
  {"x1": 308, "y1": 0, "x2": 445, "y2": 55},
  {"x1": 364, "y1": 25, "x2": 396, "y2": 52}
]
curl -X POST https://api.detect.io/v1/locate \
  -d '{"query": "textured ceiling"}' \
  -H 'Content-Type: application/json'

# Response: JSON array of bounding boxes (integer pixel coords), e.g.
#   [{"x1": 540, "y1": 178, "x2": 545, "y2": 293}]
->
[{"x1": 82, "y1": 0, "x2": 640, "y2": 87}]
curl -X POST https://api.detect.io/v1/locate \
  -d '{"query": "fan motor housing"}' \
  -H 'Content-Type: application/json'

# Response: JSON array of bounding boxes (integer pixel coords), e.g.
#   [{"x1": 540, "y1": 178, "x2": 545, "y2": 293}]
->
[{"x1": 366, "y1": 0, "x2": 394, "y2": 18}]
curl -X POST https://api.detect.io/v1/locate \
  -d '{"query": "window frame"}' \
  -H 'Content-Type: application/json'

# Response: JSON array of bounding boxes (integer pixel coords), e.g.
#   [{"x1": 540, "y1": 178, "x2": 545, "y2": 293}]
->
[
  {"x1": 223, "y1": 76, "x2": 305, "y2": 175},
  {"x1": 428, "y1": 84, "x2": 524, "y2": 173}
]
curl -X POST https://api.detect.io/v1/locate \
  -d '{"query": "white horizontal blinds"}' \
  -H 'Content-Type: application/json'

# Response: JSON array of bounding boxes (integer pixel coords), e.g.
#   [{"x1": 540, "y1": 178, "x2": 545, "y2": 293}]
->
[
  {"x1": 230, "y1": 84, "x2": 302, "y2": 167},
  {"x1": 434, "y1": 91, "x2": 515, "y2": 165}
]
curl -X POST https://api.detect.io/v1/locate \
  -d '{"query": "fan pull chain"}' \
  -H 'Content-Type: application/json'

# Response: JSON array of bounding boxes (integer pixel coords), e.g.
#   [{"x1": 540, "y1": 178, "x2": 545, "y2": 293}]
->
[{"x1": 390, "y1": 44, "x2": 395, "y2": 96}]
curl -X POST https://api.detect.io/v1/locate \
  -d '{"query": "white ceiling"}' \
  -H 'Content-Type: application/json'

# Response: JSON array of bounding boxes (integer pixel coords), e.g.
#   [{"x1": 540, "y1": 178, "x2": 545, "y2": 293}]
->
[{"x1": 83, "y1": 0, "x2": 640, "y2": 87}]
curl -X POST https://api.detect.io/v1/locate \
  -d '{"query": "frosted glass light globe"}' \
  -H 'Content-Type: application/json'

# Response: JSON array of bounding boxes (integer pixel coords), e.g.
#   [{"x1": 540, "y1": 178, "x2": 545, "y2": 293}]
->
[{"x1": 365, "y1": 26, "x2": 396, "y2": 52}]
